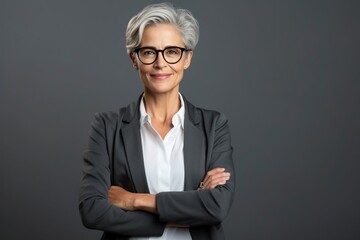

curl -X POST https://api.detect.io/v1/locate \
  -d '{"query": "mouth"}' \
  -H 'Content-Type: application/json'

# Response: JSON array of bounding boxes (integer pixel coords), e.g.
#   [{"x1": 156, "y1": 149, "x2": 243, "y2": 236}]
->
[{"x1": 150, "y1": 73, "x2": 172, "y2": 80}]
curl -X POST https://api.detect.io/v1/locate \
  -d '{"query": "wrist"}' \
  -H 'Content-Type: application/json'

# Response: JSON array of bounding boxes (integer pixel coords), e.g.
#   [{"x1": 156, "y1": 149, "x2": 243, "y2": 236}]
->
[{"x1": 134, "y1": 193, "x2": 157, "y2": 214}]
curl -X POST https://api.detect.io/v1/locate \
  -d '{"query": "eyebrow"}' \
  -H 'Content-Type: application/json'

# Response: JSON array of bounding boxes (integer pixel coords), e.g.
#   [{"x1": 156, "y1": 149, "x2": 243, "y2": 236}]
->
[{"x1": 138, "y1": 45, "x2": 185, "y2": 50}]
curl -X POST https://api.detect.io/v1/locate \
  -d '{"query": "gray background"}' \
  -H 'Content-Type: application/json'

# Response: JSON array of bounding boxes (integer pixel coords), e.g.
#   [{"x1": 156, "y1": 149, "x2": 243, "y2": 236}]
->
[{"x1": 0, "y1": 0, "x2": 359, "y2": 239}]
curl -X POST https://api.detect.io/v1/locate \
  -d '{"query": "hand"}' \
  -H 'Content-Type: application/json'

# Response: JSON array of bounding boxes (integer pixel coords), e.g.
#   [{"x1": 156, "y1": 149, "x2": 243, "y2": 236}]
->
[
  {"x1": 199, "y1": 168, "x2": 230, "y2": 189},
  {"x1": 108, "y1": 186, "x2": 136, "y2": 211}
]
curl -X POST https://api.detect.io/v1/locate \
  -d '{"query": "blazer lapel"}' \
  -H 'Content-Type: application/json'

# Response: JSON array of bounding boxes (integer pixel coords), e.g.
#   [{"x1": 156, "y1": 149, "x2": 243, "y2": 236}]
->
[
  {"x1": 120, "y1": 99, "x2": 150, "y2": 193},
  {"x1": 183, "y1": 99, "x2": 206, "y2": 190},
  {"x1": 120, "y1": 96, "x2": 206, "y2": 192}
]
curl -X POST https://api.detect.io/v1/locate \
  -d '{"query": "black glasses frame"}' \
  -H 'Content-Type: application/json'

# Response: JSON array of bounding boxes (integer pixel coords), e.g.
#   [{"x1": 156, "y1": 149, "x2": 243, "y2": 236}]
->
[{"x1": 134, "y1": 46, "x2": 190, "y2": 65}]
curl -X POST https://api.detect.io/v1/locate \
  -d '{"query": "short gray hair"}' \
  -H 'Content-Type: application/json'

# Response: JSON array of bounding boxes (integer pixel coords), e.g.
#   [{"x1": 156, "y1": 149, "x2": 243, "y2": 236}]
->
[{"x1": 126, "y1": 2, "x2": 200, "y2": 54}]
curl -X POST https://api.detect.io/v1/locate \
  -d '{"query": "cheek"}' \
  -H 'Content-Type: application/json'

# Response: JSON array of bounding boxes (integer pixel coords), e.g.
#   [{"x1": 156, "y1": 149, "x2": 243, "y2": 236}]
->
[
  {"x1": 138, "y1": 66, "x2": 151, "y2": 75},
  {"x1": 171, "y1": 62, "x2": 186, "y2": 72},
  {"x1": 176, "y1": 66, "x2": 186, "y2": 75}
]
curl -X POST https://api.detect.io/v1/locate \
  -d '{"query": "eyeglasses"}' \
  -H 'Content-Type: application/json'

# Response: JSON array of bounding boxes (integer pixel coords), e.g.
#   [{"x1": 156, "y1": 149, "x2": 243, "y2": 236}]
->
[{"x1": 134, "y1": 46, "x2": 190, "y2": 65}]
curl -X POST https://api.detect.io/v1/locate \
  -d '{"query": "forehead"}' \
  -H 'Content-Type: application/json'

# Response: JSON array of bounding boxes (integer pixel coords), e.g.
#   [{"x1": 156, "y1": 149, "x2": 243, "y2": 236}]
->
[{"x1": 140, "y1": 23, "x2": 184, "y2": 47}]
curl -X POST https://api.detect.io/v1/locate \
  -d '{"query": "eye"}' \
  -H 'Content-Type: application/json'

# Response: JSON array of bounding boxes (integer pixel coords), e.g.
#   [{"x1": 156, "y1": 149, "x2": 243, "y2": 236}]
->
[
  {"x1": 140, "y1": 49, "x2": 156, "y2": 56},
  {"x1": 165, "y1": 48, "x2": 180, "y2": 56}
]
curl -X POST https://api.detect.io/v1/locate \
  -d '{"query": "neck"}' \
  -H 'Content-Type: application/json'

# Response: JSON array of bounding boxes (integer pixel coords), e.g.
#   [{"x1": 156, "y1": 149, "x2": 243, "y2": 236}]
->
[{"x1": 143, "y1": 90, "x2": 181, "y2": 123}]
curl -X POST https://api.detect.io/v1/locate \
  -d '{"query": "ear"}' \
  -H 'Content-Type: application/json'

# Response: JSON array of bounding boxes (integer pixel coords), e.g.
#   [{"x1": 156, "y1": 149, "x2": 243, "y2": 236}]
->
[
  {"x1": 129, "y1": 53, "x2": 138, "y2": 70},
  {"x1": 183, "y1": 51, "x2": 193, "y2": 70}
]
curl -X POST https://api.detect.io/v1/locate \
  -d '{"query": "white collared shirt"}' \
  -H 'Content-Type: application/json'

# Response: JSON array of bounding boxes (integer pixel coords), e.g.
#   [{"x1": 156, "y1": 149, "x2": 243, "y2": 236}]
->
[{"x1": 130, "y1": 93, "x2": 191, "y2": 240}]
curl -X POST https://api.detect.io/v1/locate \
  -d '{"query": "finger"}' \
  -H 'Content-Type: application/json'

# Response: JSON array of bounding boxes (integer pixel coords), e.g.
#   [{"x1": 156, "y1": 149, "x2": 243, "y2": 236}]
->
[
  {"x1": 203, "y1": 172, "x2": 230, "y2": 187},
  {"x1": 203, "y1": 174, "x2": 230, "y2": 189},
  {"x1": 203, "y1": 168, "x2": 226, "y2": 182},
  {"x1": 108, "y1": 188, "x2": 118, "y2": 198},
  {"x1": 206, "y1": 180, "x2": 229, "y2": 189},
  {"x1": 207, "y1": 168, "x2": 226, "y2": 176},
  {"x1": 206, "y1": 179, "x2": 228, "y2": 189},
  {"x1": 109, "y1": 185, "x2": 123, "y2": 191}
]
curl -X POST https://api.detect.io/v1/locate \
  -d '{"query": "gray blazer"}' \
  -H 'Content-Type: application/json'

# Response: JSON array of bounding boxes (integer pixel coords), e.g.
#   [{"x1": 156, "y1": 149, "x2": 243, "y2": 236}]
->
[{"x1": 79, "y1": 95, "x2": 235, "y2": 240}]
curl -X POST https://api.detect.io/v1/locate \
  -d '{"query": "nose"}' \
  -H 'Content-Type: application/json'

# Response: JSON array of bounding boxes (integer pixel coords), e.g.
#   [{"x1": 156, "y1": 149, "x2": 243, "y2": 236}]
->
[{"x1": 153, "y1": 51, "x2": 167, "y2": 68}]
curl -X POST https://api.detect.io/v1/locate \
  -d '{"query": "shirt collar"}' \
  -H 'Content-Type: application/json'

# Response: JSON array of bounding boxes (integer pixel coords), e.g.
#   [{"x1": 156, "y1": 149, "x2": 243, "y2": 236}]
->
[{"x1": 139, "y1": 93, "x2": 185, "y2": 128}]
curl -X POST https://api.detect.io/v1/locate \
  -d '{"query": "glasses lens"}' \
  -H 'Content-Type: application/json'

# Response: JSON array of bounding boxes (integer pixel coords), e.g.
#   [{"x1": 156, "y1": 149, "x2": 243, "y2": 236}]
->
[
  {"x1": 138, "y1": 48, "x2": 157, "y2": 64},
  {"x1": 163, "y1": 47, "x2": 183, "y2": 63},
  {"x1": 137, "y1": 47, "x2": 184, "y2": 64}
]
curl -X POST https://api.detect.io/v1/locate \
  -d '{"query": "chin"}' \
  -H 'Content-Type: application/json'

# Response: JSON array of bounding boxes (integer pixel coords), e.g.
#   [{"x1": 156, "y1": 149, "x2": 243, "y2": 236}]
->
[{"x1": 146, "y1": 85, "x2": 179, "y2": 95}]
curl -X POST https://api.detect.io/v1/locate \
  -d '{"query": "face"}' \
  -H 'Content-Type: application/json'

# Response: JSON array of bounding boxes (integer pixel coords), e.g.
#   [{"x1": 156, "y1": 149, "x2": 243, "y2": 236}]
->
[{"x1": 130, "y1": 24, "x2": 192, "y2": 95}]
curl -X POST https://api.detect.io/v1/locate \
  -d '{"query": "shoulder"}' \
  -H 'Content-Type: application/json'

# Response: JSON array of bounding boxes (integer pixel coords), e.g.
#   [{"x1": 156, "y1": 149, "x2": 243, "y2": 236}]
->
[
  {"x1": 91, "y1": 104, "x2": 133, "y2": 132},
  {"x1": 92, "y1": 97, "x2": 139, "y2": 126},
  {"x1": 185, "y1": 99, "x2": 232, "y2": 150},
  {"x1": 93, "y1": 108, "x2": 124, "y2": 126},
  {"x1": 185, "y1": 99, "x2": 228, "y2": 127}
]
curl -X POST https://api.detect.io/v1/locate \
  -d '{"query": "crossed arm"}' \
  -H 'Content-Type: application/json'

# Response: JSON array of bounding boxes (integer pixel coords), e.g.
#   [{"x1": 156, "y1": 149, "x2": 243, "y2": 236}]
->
[
  {"x1": 79, "y1": 111, "x2": 235, "y2": 236},
  {"x1": 108, "y1": 168, "x2": 231, "y2": 214}
]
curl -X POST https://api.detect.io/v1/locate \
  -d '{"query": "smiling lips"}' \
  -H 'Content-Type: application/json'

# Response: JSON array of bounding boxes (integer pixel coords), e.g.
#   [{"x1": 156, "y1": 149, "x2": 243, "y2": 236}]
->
[{"x1": 150, "y1": 73, "x2": 172, "y2": 80}]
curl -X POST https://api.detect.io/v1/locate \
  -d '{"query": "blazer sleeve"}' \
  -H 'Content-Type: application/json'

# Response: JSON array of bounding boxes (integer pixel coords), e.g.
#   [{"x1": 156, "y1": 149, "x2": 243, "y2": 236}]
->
[
  {"x1": 79, "y1": 112, "x2": 166, "y2": 237},
  {"x1": 156, "y1": 112, "x2": 235, "y2": 226}
]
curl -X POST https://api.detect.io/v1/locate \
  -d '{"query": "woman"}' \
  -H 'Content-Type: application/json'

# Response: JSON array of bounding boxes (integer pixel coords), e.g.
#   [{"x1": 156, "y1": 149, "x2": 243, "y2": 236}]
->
[{"x1": 79, "y1": 3, "x2": 235, "y2": 240}]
